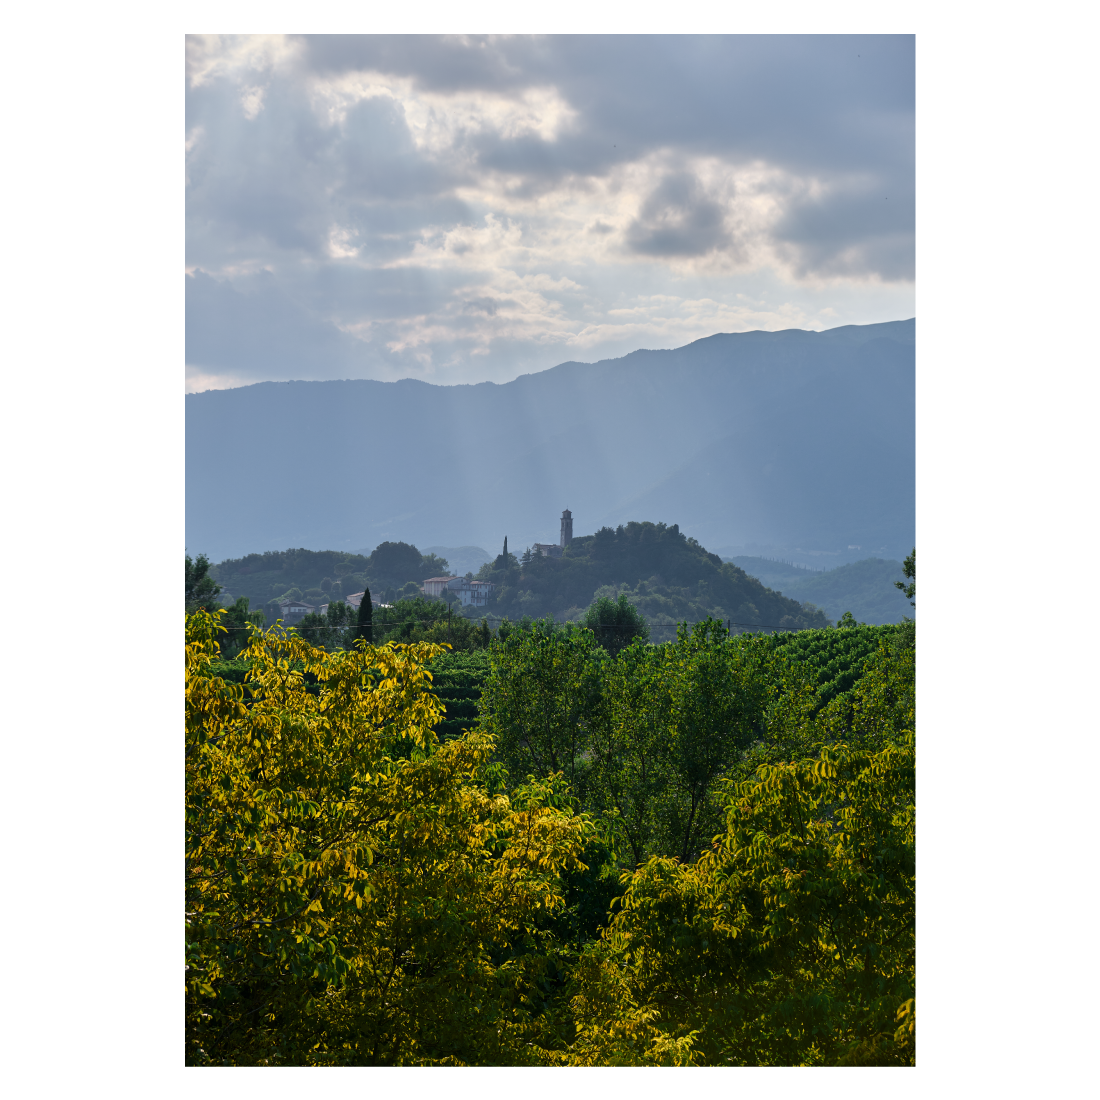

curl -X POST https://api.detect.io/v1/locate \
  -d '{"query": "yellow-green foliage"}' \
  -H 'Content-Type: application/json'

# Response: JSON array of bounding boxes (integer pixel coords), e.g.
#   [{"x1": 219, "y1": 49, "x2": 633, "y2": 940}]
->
[
  {"x1": 564, "y1": 642, "x2": 915, "y2": 1066},
  {"x1": 186, "y1": 610, "x2": 595, "y2": 1066},
  {"x1": 187, "y1": 612, "x2": 914, "y2": 1067}
]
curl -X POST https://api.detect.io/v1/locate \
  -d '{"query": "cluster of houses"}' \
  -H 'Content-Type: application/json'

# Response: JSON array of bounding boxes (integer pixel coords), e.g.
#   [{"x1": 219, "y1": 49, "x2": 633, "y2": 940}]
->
[
  {"x1": 277, "y1": 579, "x2": 495, "y2": 624},
  {"x1": 276, "y1": 511, "x2": 574, "y2": 623},
  {"x1": 420, "y1": 575, "x2": 496, "y2": 607}
]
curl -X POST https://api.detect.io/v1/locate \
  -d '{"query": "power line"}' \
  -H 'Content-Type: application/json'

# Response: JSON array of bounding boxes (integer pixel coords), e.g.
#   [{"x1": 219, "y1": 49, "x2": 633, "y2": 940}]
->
[{"x1": 201, "y1": 614, "x2": 840, "y2": 634}]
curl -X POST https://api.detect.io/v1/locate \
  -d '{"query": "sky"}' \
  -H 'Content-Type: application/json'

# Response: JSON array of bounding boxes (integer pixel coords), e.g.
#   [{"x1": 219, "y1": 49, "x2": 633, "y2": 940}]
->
[{"x1": 185, "y1": 34, "x2": 914, "y2": 391}]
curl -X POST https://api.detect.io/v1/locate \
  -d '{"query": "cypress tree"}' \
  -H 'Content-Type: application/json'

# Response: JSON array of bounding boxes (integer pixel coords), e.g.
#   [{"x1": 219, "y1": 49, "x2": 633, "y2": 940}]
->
[
  {"x1": 503, "y1": 536, "x2": 508, "y2": 558},
  {"x1": 356, "y1": 588, "x2": 373, "y2": 645}
]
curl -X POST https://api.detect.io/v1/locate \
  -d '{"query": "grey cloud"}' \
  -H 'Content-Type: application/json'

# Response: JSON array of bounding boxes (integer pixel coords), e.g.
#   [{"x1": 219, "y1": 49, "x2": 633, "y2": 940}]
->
[
  {"x1": 338, "y1": 95, "x2": 451, "y2": 202},
  {"x1": 299, "y1": 35, "x2": 914, "y2": 281},
  {"x1": 186, "y1": 80, "x2": 343, "y2": 263},
  {"x1": 774, "y1": 184, "x2": 915, "y2": 280},
  {"x1": 300, "y1": 34, "x2": 544, "y2": 94},
  {"x1": 296, "y1": 34, "x2": 913, "y2": 181},
  {"x1": 186, "y1": 35, "x2": 914, "y2": 387},
  {"x1": 463, "y1": 297, "x2": 510, "y2": 316},
  {"x1": 626, "y1": 172, "x2": 733, "y2": 258}
]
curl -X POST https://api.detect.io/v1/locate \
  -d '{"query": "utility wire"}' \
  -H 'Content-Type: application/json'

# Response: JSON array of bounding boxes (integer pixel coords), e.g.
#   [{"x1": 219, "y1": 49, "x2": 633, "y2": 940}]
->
[{"x1": 201, "y1": 614, "x2": 839, "y2": 633}]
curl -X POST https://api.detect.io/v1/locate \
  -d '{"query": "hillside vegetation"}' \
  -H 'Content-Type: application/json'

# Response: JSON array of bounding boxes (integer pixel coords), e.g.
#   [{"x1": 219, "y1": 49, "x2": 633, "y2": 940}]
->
[
  {"x1": 210, "y1": 543, "x2": 450, "y2": 622},
  {"x1": 204, "y1": 521, "x2": 832, "y2": 640},
  {"x1": 478, "y1": 521, "x2": 827, "y2": 640},
  {"x1": 188, "y1": 602, "x2": 914, "y2": 1066},
  {"x1": 729, "y1": 556, "x2": 908, "y2": 625}
]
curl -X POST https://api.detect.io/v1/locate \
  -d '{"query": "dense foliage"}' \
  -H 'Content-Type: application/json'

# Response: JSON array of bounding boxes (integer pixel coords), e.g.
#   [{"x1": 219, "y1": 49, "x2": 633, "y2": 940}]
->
[
  {"x1": 581, "y1": 593, "x2": 650, "y2": 656},
  {"x1": 199, "y1": 523, "x2": 856, "y2": 639},
  {"x1": 728, "y1": 555, "x2": 909, "y2": 625},
  {"x1": 424, "y1": 650, "x2": 492, "y2": 741},
  {"x1": 186, "y1": 612, "x2": 594, "y2": 1066},
  {"x1": 896, "y1": 548, "x2": 916, "y2": 606},
  {"x1": 186, "y1": 552, "x2": 222, "y2": 612},
  {"x1": 770, "y1": 622, "x2": 903, "y2": 711},
  {"x1": 185, "y1": 562, "x2": 915, "y2": 1065},
  {"x1": 208, "y1": 544, "x2": 451, "y2": 623},
  {"x1": 480, "y1": 620, "x2": 817, "y2": 869},
  {"x1": 478, "y1": 521, "x2": 827, "y2": 639}
]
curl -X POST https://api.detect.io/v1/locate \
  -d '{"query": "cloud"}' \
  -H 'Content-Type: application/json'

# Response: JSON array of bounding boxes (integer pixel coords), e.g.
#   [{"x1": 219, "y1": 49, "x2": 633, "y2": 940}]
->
[
  {"x1": 185, "y1": 34, "x2": 914, "y2": 387},
  {"x1": 626, "y1": 171, "x2": 734, "y2": 258}
]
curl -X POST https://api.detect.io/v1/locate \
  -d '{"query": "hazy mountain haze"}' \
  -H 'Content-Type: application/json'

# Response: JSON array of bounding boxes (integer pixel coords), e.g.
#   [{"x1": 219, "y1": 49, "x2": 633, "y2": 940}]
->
[{"x1": 187, "y1": 319, "x2": 914, "y2": 564}]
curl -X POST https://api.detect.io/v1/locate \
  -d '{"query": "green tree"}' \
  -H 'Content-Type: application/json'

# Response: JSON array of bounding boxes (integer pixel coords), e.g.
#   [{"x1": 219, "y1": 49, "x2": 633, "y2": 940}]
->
[
  {"x1": 370, "y1": 541, "x2": 429, "y2": 586},
  {"x1": 662, "y1": 621, "x2": 777, "y2": 863},
  {"x1": 186, "y1": 552, "x2": 221, "y2": 612},
  {"x1": 582, "y1": 593, "x2": 650, "y2": 657},
  {"x1": 296, "y1": 601, "x2": 357, "y2": 652},
  {"x1": 371, "y1": 595, "x2": 449, "y2": 646},
  {"x1": 492, "y1": 536, "x2": 521, "y2": 572},
  {"x1": 186, "y1": 610, "x2": 595, "y2": 1066},
  {"x1": 479, "y1": 621, "x2": 605, "y2": 792},
  {"x1": 356, "y1": 588, "x2": 373, "y2": 644},
  {"x1": 219, "y1": 596, "x2": 266, "y2": 658},
  {"x1": 482, "y1": 618, "x2": 796, "y2": 868},
  {"x1": 587, "y1": 639, "x2": 673, "y2": 867},
  {"x1": 894, "y1": 547, "x2": 915, "y2": 607},
  {"x1": 565, "y1": 637, "x2": 915, "y2": 1066},
  {"x1": 421, "y1": 552, "x2": 450, "y2": 576}
]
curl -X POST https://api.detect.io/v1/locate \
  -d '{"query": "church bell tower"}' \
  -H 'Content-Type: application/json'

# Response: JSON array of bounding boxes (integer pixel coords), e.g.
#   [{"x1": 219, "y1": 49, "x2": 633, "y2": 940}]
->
[{"x1": 560, "y1": 509, "x2": 573, "y2": 548}]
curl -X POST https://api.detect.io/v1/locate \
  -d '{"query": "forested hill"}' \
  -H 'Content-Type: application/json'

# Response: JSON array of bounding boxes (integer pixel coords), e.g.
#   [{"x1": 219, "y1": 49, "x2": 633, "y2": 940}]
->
[
  {"x1": 479, "y1": 521, "x2": 827, "y2": 638},
  {"x1": 209, "y1": 543, "x2": 451, "y2": 620},
  {"x1": 730, "y1": 556, "x2": 909, "y2": 625}
]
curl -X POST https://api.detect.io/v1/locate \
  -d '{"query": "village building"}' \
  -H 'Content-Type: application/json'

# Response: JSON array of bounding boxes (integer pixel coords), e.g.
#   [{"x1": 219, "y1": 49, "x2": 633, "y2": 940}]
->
[
  {"x1": 421, "y1": 576, "x2": 459, "y2": 597},
  {"x1": 279, "y1": 599, "x2": 317, "y2": 622},
  {"x1": 445, "y1": 576, "x2": 495, "y2": 607}
]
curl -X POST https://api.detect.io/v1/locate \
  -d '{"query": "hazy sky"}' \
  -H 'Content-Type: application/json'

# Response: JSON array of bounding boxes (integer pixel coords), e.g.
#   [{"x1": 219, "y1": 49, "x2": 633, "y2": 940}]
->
[{"x1": 186, "y1": 34, "x2": 914, "y2": 391}]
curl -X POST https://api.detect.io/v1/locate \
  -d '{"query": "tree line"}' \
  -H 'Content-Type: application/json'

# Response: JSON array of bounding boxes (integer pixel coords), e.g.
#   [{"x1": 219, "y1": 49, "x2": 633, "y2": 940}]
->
[{"x1": 186, "y1": 552, "x2": 915, "y2": 1065}]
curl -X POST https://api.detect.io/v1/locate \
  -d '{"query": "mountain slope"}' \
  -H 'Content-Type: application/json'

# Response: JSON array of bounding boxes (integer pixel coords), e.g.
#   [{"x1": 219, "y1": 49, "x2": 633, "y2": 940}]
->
[
  {"x1": 187, "y1": 320, "x2": 914, "y2": 562},
  {"x1": 731, "y1": 556, "x2": 910, "y2": 625}
]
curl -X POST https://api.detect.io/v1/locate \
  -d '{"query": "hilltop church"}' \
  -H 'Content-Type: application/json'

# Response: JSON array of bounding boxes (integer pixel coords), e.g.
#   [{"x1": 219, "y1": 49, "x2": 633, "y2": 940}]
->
[{"x1": 532, "y1": 509, "x2": 573, "y2": 559}]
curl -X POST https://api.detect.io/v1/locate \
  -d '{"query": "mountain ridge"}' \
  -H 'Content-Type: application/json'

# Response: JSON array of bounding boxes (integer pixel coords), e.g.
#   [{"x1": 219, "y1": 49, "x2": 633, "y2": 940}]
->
[{"x1": 187, "y1": 320, "x2": 914, "y2": 562}]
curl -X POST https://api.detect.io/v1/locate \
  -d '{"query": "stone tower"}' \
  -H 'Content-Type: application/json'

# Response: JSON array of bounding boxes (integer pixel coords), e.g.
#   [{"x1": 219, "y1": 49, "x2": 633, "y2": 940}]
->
[{"x1": 560, "y1": 509, "x2": 573, "y2": 548}]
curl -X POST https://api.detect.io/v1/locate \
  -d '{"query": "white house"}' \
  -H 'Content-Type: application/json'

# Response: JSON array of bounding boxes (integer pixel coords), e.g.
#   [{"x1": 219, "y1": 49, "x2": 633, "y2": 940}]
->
[
  {"x1": 421, "y1": 576, "x2": 459, "y2": 597},
  {"x1": 279, "y1": 600, "x2": 317, "y2": 622},
  {"x1": 445, "y1": 577, "x2": 495, "y2": 607}
]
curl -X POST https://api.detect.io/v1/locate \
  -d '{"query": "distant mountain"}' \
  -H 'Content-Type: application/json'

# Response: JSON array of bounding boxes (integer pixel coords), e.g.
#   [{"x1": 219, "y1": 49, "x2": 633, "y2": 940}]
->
[
  {"x1": 186, "y1": 320, "x2": 914, "y2": 563},
  {"x1": 422, "y1": 546, "x2": 493, "y2": 578},
  {"x1": 723, "y1": 557, "x2": 827, "y2": 590},
  {"x1": 729, "y1": 555, "x2": 910, "y2": 626}
]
